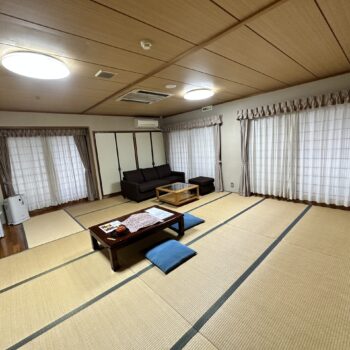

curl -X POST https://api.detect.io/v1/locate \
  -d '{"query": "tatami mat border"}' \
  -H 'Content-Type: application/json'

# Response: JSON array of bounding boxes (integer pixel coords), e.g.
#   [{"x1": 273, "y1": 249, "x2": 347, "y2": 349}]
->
[
  {"x1": 170, "y1": 205, "x2": 312, "y2": 350},
  {"x1": 63, "y1": 208, "x2": 86, "y2": 229},
  {"x1": 0, "y1": 251, "x2": 96, "y2": 294},
  {"x1": 73, "y1": 200, "x2": 131, "y2": 218},
  {"x1": 0, "y1": 192, "x2": 231, "y2": 294},
  {"x1": 7, "y1": 197, "x2": 265, "y2": 349}
]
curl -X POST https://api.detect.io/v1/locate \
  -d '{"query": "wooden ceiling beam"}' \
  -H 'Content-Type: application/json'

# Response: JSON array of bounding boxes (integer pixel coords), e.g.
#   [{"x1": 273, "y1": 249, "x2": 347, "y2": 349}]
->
[{"x1": 81, "y1": 0, "x2": 290, "y2": 113}]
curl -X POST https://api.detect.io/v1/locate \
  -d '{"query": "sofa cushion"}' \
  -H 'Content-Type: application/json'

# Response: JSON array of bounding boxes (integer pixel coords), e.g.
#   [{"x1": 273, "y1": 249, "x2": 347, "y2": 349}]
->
[
  {"x1": 145, "y1": 239, "x2": 196, "y2": 274},
  {"x1": 170, "y1": 213, "x2": 205, "y2": 233},
  {"x1": 141, "y1": 167, "x2": 159, "y2": 181},
  {"x1": 123, "y1": 169, "x2": 144, "y2": 183},
  {"x1": 155, "y1": 164, "x2": 171, "y2": 178},
  {"x1": 139, "y1": 179, "x2": 168, "y2": 193}
]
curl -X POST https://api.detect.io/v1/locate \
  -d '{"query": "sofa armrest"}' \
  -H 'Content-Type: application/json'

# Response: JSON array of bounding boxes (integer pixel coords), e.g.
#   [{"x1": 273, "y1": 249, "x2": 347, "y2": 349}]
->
[
  {"x1": 170, "y1": 171, "x2": 185, "y2": 182},
  {"x1": 121, "y1": 180, "x2": 141, "y2": 201}
]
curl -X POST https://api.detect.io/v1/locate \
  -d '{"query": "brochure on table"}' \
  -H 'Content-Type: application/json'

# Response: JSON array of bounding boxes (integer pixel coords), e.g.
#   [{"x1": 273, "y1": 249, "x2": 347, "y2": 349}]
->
[{"x1": 146, "y1": 207, "x2": 173, "y2": 220}]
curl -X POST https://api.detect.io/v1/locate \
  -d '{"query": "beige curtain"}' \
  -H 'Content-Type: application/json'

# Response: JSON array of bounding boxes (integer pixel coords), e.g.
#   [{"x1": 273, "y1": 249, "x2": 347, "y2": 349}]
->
[
  {"x1": 73, "y1": 134, "x2": 97, "y2": 201},
  {"x1": 213, "y1": 123, "x2": 224, "y2": 192},
  {"x1": 239, "y1": 119, "x2": 250, "y2": 196},
  {"x1": 0, "y1": 137, "x2": 15, "y2": 197}
]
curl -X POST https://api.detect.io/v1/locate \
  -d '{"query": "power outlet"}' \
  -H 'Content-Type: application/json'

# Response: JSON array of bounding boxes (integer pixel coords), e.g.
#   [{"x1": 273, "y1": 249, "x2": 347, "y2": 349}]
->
[{"x1": 230, "y1": 182, "x2": 234, "y2": 188}]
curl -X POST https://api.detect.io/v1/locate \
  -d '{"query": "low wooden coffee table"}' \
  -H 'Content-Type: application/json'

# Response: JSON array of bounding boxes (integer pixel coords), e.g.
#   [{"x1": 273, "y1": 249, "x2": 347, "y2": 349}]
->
[
  {"x1": 156, "y1": 182, "x2": 199, "y2": 206},
  {"x1": 89, "y1": 206, "x2": 184, "y2": 271}
]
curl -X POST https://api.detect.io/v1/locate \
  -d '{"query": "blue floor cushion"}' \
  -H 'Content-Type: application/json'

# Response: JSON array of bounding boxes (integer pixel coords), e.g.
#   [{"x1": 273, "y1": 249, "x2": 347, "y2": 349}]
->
[
  {"x1": 170, "y1": 213, "x2": 205, "y2": 233},
  {"x1": 145, "y1": 240, "x2": 197, "y2": 274}
]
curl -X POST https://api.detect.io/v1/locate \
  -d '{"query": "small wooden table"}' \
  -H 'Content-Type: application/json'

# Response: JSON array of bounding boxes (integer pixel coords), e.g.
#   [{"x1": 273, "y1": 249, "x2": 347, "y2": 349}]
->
[
  {"x1": 89, "y1": 206, "x2": 184, "y2": 271},
  {"x1": 156, "y1": 182, "x2": 199, "y2": 206}
]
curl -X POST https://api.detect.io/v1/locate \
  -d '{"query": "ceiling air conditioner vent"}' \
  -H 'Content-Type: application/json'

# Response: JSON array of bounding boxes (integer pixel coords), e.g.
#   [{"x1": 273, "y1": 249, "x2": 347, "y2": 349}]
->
[
  {"x1": 95, "y1": 70, "x2": 116, "y2": 79},
  {"x1": 117, "y1": 89, "x2": 171, "y2": 104},
  {"x1": 135, "y1": 118, "x2": 159, "y2": 129}
]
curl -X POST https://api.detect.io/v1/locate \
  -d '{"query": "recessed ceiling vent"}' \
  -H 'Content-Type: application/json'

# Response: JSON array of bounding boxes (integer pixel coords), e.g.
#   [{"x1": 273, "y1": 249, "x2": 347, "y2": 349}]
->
[
  {"x1": 117, "y1": 89, "x2": 171, "y2": 104},
  {"x1": 95, "y1": 70, "x2": 115, "y2": 79}
]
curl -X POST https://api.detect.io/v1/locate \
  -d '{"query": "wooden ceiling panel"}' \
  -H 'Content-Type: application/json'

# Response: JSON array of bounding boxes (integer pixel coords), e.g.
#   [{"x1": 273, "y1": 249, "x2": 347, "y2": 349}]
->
[
  {"x1": 0, "y1": 45, "x2": 130, "y2": 113},
  {"x1": 0, "y1": 15, "x2": 161, "y2": 75},
  {"x1": 248, "y1": 0, "x2": 350, "y2": 77},
  {"x1": 206, "y1": 26, "x2": 315, "y2": 84},
  {"x1": 317, "y1": 0, "x2": 350, "y2": 61},
  {"x1": 87, "y1": 90, "x2": 236, "y2": 117},
  {"x1": 212, "y1": 0, "x2": 277, "y2": 19},
  {"x1": 176, "y1": 49, "x2": 285, "y2": 91},
  {"x1": 155, "y1": 65, "x2": 259, "y2": 97},
  {"x1": 0, "y1": 0, "x2": 193, "y2": 61},
  {"x1": 94, "y1": 0, "x2": 237, "y2": 44}
]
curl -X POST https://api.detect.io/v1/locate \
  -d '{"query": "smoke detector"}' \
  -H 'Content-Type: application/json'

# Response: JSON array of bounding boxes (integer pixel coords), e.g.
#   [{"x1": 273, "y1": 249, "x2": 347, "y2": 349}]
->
[{"x1": 140, "y1": 39, "x2": 152, "y2": 50}]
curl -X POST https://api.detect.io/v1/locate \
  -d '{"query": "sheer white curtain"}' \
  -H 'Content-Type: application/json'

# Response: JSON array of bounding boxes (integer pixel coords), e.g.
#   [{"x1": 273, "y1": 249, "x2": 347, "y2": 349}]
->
[
  {"x1": 167, "y1": 126, "x2": 215, "y2": 181},
  {"x1": 8, "y1": 135, "x2": 88, "y2": 210},
  {"x1": 297, "y1": 104, "x2": 350, "y2": 206},
  {"x1": 249, "y1": 103, "x2": 350, "y2": 206}
]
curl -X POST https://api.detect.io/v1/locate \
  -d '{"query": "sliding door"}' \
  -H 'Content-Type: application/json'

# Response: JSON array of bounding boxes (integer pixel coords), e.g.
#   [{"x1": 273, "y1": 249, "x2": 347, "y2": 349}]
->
[
  {"x1": 151, "y1": 132, "x2": 166, "y2": 166},
  {"x1": 95, "y1": 133, "x2": 121, "y2": 195},
  {"x1": 135, "y1": 132, "x2": 153, "y2": 168},
  {"x1": 116, "y1": 133, "x2": 137, "y2": 174},
  {"x1": 95, "y1": 131, "x2": 166, "y2": 197}
]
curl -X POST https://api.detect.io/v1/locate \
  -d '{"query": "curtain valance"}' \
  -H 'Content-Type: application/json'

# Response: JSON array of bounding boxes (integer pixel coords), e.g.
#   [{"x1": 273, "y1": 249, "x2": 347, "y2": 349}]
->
[
  {"x1": 162, "y1": 115, "x2": 222, "y2": 132},
  {"x1": 237, "y1": 89, "x2": 350, "y2": 120},
  {"x1": 0, "y1": 128, "x2": 88, "y2": 137}
]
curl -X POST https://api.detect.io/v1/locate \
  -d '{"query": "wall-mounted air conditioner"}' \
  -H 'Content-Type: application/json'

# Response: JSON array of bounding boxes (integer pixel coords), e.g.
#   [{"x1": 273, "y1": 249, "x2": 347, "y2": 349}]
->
[{"x1": 134, "y1": 118, "x2": 160, "y2": 129}]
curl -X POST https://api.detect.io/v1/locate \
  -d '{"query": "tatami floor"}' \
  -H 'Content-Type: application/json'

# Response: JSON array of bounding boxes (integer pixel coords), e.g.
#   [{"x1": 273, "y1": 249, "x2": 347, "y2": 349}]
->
[{"x1": 0, "y1": 193, "x2": 349, "y2": 349}]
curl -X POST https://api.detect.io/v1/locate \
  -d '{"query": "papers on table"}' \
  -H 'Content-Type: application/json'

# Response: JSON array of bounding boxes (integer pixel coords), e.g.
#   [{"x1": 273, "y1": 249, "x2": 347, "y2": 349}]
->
[
  {"x1": 99, "y1": 220, "x2": 121, "y2": 234},
  {"x1": 146, "y1": 207, "x2": 173, "y2": 221},
  {"x1": 122, "y1": 213, "x2": 160, "y2": 233}
]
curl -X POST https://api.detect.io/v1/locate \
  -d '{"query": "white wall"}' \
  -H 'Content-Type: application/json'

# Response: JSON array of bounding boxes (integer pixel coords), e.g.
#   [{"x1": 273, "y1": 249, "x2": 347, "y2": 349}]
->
[
  {"x1": 0, "y1": 112, "x2": 159, "y2": 222},
  {"x1": 163, "y1": 72, "x2": 350, "y2": 192}
]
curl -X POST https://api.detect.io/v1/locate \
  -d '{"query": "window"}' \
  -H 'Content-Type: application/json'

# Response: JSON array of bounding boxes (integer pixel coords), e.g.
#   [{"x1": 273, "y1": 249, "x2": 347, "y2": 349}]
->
[
  {"x1": 8, "y1": 135, "x2": 87, "y2": 210},
  {"x1": 248, "y1": 104, "x2": 350, "y2": 206},
  {"x1": 167, "y1": 127, "x2": 215, "y2": 181}
]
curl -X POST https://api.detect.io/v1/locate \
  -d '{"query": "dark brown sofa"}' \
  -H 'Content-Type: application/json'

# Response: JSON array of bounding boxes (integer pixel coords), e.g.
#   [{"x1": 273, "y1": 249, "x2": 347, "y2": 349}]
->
[{"x1": 121, "y1": 164, "x2": 185, "y2": 202}]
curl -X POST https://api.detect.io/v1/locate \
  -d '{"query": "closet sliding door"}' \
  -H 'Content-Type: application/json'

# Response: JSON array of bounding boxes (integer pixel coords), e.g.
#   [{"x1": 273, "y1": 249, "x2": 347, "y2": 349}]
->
[
  {"x1": 116, "y1": 133, "x2": 137, "y2": 174},
  {"x1": 151, "y1": 132, "x2": 166, "y2": 166},
  {"x1": 135, "y1": 132, "x2": 153, "y2": 168},
  {"x1": 95, "y1": 130, "x2": 166, "y2": 197},
  {"x1": 95, "y1": 133, "x2": 121, "y2": 196}
]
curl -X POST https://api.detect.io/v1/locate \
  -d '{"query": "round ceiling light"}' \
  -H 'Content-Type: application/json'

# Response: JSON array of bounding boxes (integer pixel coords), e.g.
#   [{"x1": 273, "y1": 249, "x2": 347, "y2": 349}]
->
[
  {"x1": 1, "y1": 51, "x2": 70, "y2": 80},
  {"x1": 184, "y1": 88, "x2": 214, "y2": 101},
  {"x1": 165, "y1": 84, "x2": 177, "y2": 89}
]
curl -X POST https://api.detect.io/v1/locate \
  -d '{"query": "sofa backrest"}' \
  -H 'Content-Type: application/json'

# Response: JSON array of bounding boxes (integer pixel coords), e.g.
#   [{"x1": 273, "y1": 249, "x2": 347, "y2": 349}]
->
[
  {"x1": 123, "y1": 169, "x2": 144, "y2": 183},
  {"x1": 123, "y1": 164, "x2": 172, "y2": 183},
  {"x1": 141, "y1": 167, "x2": 159, "y2": 181},
  {"x1": 155, "y1": 164, "x2": 171, "y2": 178}
]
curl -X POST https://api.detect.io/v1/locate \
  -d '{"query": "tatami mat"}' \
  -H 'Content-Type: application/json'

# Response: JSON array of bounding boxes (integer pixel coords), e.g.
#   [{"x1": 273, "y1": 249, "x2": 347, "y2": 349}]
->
[
  {"x1": 0, "y1": 230, "x2": 91, "y2": 292},
  {"x1": 21, "y1": 279, "x2": 194, "y2": 350},
  {"x1": 182, "y1": 334, "x2": 218, "y2": 350},
  {"x1": 199, "y1": 239, "x2": 350, "y2": 349},
  {"x1": 226, "y1": 198, "x2": 306, "y2": 239},
  {"x1": 3, "y1": 194, "x2": 350, "y2": 350},
  {"x1": 138, "y1": 201, "x2": 306, "y2": 324},
  {"x1": 283, "y1": 205, "x2": 350, "y2": 258},
  {"x1": 65, "y1": 195, "x2": 128, "y2": 217},
  {"x1": 0, "y1": 252, "x2": 135, "y2": 349},
  {"x1": 23, "y1": 210, "x2": 84, "y2": 248}
]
